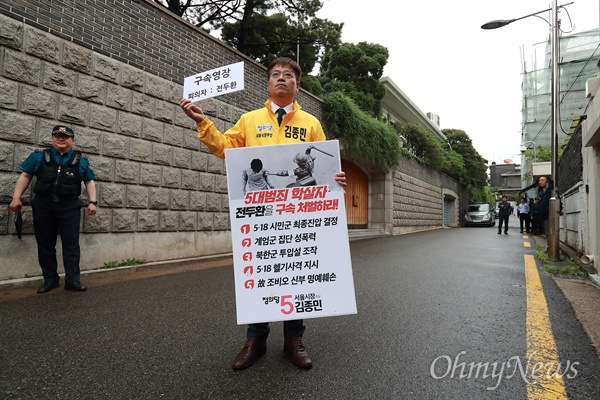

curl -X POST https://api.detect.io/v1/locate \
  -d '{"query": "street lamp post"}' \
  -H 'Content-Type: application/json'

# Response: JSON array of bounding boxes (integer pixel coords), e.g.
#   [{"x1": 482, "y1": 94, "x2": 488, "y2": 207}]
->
[{"x1": 482, "y1": 1, "x2": 571, "y2": 259}]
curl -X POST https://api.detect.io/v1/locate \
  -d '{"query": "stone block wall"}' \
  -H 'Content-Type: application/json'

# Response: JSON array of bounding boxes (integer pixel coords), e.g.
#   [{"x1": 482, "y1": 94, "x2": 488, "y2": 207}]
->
[
  {"x1": 393, "y1": 172, "x2": 443, "y2": 228},
  {"x1": 392, "y1": 155, "x2": 469, "y2": 230}
]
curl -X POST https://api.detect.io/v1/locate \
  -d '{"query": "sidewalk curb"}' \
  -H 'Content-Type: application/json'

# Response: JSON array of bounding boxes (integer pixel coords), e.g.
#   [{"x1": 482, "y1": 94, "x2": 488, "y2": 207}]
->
[
  {"x1": 531, "y1": 234, "x2": 600, "y2": 358},
  {"x1": 0, "y1": 253, "x2": 233, "y2": 292},
  {"x1": 2, "y1": 232, "x2": 392, "y2": 290}
]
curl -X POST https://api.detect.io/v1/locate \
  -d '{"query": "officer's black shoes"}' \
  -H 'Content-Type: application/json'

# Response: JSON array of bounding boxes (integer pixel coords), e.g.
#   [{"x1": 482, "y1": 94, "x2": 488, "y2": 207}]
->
[
  {"x1": 65, "y1": 282, "x2": 88, "y2": 292},
  {"x1": 37, "y1": 282, "x2": 59, "y2": 294}
]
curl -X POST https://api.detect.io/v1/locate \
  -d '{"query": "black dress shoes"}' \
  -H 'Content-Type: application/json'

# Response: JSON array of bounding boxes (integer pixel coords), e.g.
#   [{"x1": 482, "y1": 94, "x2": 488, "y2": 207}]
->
[
  {"x1": 284, "y1": 337, "x2": 313, "y2": 368},
  {"x1": 37, "y1": 282, "x2": 59, "y2": 294},
  {"x1": 65, "y1": 282, "x2": 88, "y2": 291},
  {"x1": 231, "y1": 339, "x2": 267, "y2": 370}
]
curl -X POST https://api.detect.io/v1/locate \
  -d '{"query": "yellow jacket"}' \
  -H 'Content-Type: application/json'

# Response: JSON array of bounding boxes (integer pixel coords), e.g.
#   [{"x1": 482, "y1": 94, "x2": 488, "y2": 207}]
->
[{"x1": 196, "y1": 99, "x2": 325, "y2": 158}]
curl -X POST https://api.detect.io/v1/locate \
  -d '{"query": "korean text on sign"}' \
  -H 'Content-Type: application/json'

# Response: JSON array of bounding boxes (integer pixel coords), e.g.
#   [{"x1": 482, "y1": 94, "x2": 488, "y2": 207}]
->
[{"x1": 182, "y1": 61, "x2": 244, "y2": 102}]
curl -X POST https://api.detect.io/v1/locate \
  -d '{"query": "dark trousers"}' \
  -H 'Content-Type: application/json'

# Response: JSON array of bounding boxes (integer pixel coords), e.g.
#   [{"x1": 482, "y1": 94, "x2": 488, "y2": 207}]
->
[
  {"x1": 531, "y1": 214, "x2": 540, "y2": 234},
  {"x1": 541, "y1": 218, "x2": 549, "y2": 235},
  {"x1": 498, "y1": 216, "x2": 509, "y2": 233},
  {"x1": 247, "y1": 320, "x2": 305, "y2": 341},
  {"x1": 31, "y1": 196, "x2": 82, "y2": 285},
  {"x1": 519, "y1": 214, "x2": 531, "y2": 232}
]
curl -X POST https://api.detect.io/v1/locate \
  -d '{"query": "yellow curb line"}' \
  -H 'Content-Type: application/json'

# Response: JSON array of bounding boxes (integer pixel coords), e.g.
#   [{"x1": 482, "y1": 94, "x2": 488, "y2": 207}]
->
[{"x1": 525, "y1": 254, "x2": 568, "y2": 399}]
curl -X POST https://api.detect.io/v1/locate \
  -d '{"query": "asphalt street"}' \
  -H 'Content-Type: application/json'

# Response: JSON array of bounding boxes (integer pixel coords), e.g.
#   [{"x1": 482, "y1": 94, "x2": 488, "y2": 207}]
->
[{"x1": 1, "y1": 219, "x2": 600, "y2": 399}]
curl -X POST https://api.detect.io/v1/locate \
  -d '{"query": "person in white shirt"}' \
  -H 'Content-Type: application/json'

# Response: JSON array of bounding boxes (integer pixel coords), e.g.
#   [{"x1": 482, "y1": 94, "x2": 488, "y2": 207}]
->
[{"x1": 517, "y1": 197, "x2": 531, "y2": 233}]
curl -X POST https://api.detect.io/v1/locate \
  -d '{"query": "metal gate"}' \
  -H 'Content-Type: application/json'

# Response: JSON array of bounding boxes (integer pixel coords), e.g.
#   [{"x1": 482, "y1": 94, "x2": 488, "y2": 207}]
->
[{"x1": 443, "y1": 198, "x2": 452, "y2": 226}]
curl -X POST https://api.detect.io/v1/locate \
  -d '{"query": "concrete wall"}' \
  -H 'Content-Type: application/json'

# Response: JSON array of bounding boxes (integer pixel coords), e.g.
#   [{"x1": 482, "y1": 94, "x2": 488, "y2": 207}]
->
[
  {"x1": 0, "y1": 1, "x2": 466, "y2": 280},
  {"x1": 560, "y1": 183, "x2": 585, "y2": 253},
  {"x1": 557, "y1": 123, "x2": 584, "y2": 252},
  {"x1": 582, "y1": 77, "x2": 600, "y2": 272}
]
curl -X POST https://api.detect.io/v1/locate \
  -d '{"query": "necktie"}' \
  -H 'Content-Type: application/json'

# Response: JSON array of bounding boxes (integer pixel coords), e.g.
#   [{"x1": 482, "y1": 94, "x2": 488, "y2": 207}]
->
[{"x1": 276, "y1": 108, "x2": 286, "y2": 126}]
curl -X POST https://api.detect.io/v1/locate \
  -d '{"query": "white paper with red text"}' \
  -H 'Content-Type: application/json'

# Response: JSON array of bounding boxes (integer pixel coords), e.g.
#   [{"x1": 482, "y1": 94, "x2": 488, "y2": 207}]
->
[{"x1": 225, "y1": 141, "x2": 356, "y2": 324}]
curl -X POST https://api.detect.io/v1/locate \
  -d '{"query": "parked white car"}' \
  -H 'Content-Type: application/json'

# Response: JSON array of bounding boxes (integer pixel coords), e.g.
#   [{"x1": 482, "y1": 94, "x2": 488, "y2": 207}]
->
[{"x1": 464, "y1": 203, "x2": 496, "y2": 227}]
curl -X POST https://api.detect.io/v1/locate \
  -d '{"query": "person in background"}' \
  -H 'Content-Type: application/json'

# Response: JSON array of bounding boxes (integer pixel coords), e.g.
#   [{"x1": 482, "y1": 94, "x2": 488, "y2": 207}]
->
[
  {"x1": 9, "y1": 125, "x2": 97, "y2": 294},
  {"x1": 497, "y1": 195, "x2": 512, "y2": 235},
  {"x1": 517, "y1": 197, "x2": 530, "y2": 234},
  {"x1": 180, "y1": 57, "x2": 346, "y2": 371},
  {"x1": 537, "y1": 176, "x2": 552, "y2": 235}
]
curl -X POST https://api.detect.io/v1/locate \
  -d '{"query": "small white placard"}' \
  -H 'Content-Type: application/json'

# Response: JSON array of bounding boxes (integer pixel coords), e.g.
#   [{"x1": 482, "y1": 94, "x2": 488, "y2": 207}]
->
[{"x1": 183, "y1": 61, "x2": 244, "y2": 102}]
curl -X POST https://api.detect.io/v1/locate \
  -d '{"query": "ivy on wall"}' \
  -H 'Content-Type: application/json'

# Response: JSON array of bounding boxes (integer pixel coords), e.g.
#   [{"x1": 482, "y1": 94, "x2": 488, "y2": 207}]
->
[{"x1": 322, "y1": 91, "x2": 402, "y2": 168}]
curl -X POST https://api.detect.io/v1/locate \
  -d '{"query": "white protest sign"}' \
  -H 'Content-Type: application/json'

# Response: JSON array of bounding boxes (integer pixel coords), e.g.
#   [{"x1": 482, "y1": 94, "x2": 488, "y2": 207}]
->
[
  {"x1": 183, "y1": 61, "x2": 244, "y2": 102},
  {"x1": 225, "y1": 140, "x2": 357, "y2": 325}
]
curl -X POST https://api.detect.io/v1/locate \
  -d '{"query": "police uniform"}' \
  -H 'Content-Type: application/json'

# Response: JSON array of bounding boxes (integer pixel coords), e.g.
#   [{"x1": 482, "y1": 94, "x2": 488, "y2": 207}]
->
[{"x1": 19, "y1": 142, "x2": 95, "y2": 288}]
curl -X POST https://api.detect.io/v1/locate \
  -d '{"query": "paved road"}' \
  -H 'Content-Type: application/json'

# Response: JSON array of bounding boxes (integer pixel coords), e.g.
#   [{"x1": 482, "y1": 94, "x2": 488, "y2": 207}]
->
[{"x1": 1, "y1": 221, "x2": 599, "y2": 399}]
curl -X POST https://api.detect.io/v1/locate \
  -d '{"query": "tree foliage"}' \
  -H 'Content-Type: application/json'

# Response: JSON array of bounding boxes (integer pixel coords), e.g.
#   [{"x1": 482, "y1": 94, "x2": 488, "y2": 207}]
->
[
  {"x1": 319, "y1": 42, "x2": 388, "y2": 118},
  {"x1": 323, "y1": 91, "x2": 401, "y2": 168},
  {"x1": 155, "y1": 0, "x2": 342, "y2": 74},
  {"x1": 154, "y1": 0, "x2": 244, "y2": 27},
  {"x1": 443, "y1": 129, "x2": 489, "y2": 189},
  {"x1": 469, "y1": 185, "x2": 496, "y2": 205},
  {"x1": 394, "y1": 122, "x2": 468, "y2": 183},
  {"x1": 441, "y1": 149, "x2": 469, "y2": 184},
  {"x1": 299, "y1": 75, "x2": 324, "y2": 97},
  {"x1": 523, "y1": 145, "x2": 552, "y2": 163},
  {"x1": 394, "y1": 122, "x2": 446, "y2": 170}
]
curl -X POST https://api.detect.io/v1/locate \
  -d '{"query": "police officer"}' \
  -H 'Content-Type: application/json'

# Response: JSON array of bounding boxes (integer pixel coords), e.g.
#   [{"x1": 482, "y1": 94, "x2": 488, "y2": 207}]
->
[{"x1": 10, "y1": 125, "x2": 97, "y2": 294}]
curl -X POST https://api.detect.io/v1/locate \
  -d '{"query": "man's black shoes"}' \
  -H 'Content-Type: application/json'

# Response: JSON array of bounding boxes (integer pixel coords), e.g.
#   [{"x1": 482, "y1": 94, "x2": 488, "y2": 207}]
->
[
  {"x1": 65, "y1": 282, "x2": 88, "y2": 291},
  {"x1": 37, "y1": 282, "x2": 59, "y2": 294},
  {"x1": 37, "y1": 281, "x2": 87, "y2": 293}
]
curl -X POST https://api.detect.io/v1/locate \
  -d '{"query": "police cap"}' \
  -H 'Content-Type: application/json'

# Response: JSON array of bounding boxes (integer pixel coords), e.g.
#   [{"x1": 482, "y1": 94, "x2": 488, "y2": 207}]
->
[{"x1": 52, "y1": 125, "x2": 74, "y2": 138}]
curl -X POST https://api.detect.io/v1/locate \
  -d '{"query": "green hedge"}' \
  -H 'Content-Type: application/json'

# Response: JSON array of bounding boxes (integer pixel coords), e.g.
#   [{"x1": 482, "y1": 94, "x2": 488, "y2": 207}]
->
[{"x1": 323, "y1": 91, "x2": 401, "y2": 168}]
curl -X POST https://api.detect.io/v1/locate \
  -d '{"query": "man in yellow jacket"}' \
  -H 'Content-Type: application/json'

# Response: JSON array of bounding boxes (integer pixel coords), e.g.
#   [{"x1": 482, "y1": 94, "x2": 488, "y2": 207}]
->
[{"x1": 180, "y1": 57, "x2": 345, "y2": 370}]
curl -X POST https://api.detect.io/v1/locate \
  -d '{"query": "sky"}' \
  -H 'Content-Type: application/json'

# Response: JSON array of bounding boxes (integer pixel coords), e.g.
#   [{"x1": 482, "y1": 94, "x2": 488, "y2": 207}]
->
[{"x1": 316, "y1": 0, "x2": 600, "y2": 165}]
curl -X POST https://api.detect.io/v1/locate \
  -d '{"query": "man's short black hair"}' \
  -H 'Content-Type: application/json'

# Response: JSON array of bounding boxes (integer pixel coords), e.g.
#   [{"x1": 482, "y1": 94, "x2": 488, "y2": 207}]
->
[{"x1": 267, "y1": 57, "x2": 302, "y2": 81}]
